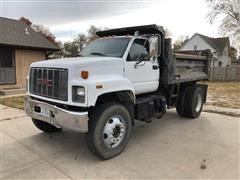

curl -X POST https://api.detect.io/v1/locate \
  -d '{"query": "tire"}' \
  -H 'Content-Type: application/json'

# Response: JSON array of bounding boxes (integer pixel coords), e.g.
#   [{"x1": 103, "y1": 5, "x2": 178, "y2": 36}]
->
[
  {"x1": 184, "y1": 86, "x2": 204, "y2": 118},
  {"x1": 86, "y1": 102, "x2": 132, "y2": 160},
  {"x1": 32, "y1": 119, "x2": 62, "y2": 133},
  {"x1": 176, "y1": 87, "x2": 189, "y2": 117}
]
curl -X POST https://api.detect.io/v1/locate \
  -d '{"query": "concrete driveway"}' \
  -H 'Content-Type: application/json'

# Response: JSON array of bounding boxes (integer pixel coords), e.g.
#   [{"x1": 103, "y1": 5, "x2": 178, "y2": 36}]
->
[{"x1": 0, "y1": 105, "x2": 239, "y2": 179}]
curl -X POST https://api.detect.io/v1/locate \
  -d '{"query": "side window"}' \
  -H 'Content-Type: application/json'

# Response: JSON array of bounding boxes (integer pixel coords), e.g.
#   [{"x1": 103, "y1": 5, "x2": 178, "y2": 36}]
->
[{"x1": 127, "y1": 39, "x2": 149, "y2": 61}]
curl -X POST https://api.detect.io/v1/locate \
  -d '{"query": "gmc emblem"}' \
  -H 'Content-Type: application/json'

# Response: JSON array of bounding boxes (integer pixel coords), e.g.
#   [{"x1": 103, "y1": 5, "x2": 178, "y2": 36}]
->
[{"x1": 37, "y1": 79, "x2": 52, "y2": 87}]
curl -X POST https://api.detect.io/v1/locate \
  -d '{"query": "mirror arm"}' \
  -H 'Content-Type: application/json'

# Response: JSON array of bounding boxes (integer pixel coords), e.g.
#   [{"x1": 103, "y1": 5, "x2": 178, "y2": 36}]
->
[
  {"x1": 134, "y1": 55, "x2": 149, "y2": 68},
  {"x1": 157, "y1": 34, "x2": 161, "y2": 57}
]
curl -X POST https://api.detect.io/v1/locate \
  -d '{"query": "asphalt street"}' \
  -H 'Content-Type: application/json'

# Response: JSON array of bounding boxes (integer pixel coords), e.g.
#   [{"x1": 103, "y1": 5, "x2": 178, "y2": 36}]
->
[{"x1": 0, "y1": 105, "x2": 239, "y2": 179}]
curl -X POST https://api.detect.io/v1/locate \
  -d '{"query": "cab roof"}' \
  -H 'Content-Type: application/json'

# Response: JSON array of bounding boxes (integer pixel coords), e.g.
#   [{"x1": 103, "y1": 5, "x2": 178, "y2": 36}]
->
[{"x1": 96, "y1": 24, "x2": 165, "y2": 37}]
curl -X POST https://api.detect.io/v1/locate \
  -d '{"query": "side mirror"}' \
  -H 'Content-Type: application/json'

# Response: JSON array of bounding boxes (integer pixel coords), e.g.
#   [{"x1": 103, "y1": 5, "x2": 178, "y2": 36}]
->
[{"x1": 149, "y1": 35, "x2": 161, "y2": 58}]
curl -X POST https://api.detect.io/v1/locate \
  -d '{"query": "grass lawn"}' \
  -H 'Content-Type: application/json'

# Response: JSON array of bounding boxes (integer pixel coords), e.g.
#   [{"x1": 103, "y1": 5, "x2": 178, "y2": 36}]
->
[
  {"x1": 0, "y1": 96, "x2": 24, "y2": 109},
  {"x1": 206, "y1": 82, "x2": 240, "y2": 109}
]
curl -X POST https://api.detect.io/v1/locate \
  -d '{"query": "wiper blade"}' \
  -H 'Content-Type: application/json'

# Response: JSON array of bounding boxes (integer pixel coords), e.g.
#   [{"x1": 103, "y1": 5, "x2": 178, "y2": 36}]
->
[{"x1": 89, "y1": 52, "x2": 107, "y2": 56}]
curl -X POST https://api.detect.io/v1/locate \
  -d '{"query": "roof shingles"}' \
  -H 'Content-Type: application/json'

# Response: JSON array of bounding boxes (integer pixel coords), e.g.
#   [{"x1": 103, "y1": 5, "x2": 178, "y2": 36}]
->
[
  {"x1": 0, "y1": 17, "x2": 59, "y2": 50},
  {"x1": 197, "y1": 33, "x2": 230, "y2": 53}
]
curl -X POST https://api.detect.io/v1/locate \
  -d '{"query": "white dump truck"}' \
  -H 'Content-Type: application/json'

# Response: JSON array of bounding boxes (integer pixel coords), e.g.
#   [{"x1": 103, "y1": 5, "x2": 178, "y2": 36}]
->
[{"x1": 25, "y1": 25, "x2": 211, "y2": 159}]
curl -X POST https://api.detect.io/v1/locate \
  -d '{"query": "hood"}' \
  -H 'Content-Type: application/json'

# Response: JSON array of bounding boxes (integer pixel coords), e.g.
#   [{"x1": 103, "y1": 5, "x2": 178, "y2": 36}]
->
[
  {"x1": 30, "y1": 56, "x2": 125, "y2": 79},
  {"x1": 31, "y1": 56, "x2": 123, "y2": 68}
]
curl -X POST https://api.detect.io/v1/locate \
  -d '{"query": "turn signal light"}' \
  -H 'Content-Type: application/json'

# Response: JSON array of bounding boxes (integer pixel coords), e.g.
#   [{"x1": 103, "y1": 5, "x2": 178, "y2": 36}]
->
[
  {"x1": 96, "y1": 84, "x2": 103, "y2": 89},
  {"x1": 81, "y1": 71, "x2": 89, "y2": 79}
]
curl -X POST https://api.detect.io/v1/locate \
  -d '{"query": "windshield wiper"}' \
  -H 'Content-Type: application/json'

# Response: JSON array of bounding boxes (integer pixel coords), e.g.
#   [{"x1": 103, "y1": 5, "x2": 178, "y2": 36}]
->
[{"x1": 89, "y1": 52, "x2": 107, "y2": 56}]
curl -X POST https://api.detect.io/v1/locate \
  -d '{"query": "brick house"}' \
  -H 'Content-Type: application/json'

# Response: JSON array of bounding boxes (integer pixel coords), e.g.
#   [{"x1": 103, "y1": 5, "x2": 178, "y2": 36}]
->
[{"x1": 0, "y1": 17, "x2": 59, "y2": 89}]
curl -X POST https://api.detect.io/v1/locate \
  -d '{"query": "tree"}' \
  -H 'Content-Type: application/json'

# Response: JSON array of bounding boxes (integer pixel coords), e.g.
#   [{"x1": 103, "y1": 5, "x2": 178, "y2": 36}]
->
[
  {"x1": 19, "y1": 17, "x2": 59, "y2": 46},
  {"x1": 206, "y1": 0, "x2": 240, "y2": 40},
  {"x1": 173, "y1": 35, "x2": 189, "y2": 50},
  {"x1": 19, "y1": 17, "x2": 32, "y2": 26},
  {"x1": 50, "y1": 41, "x2": 66, "y2": 59},
  {"x1": 74, "y1": 33, "x2": 87, "y2": 51},
  {"x1": 87, "y1": 25, "x2": 101, "y2": 43},
  {"x1": 229, "y1": 46, "x2": 238, "y2": 61},
  {"x1": 61, "y1": 25, "x2": 106, "y2": 57},
  {"x1": 63, "y1": 41, "x2": 79, "y2": 57}
]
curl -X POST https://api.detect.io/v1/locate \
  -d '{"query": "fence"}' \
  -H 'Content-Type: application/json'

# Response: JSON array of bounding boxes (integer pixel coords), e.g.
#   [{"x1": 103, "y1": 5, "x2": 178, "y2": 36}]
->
[{"x1": 210, "y1": 66, "x2": 240, "y2": 81}]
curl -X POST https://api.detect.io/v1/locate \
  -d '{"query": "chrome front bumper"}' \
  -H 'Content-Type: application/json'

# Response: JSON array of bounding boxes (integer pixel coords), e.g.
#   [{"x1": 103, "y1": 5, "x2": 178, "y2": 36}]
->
[{"x1": 24, "y1": 96, "x2": 89, "y2": 133}]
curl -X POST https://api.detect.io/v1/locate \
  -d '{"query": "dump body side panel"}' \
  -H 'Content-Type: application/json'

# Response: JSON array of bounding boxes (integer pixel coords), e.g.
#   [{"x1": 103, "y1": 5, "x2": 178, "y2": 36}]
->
[
  {"x1": 159, "y1": 38, "x2": 211, "y2": 85},
  {"x1": 174, "y1": 53, "x2": 210, "y2": 83}
]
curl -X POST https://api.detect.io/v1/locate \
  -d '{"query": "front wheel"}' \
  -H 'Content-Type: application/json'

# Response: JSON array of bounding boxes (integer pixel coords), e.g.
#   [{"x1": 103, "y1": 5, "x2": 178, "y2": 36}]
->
[{"x1": 86, "y1": 102, "x2": 132, "y2": 160}]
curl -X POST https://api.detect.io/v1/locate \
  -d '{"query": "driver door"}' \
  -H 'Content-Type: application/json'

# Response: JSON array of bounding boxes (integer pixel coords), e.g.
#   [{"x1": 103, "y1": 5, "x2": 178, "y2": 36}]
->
[{"x1": 124, "y1": 38, "x2": 159, "y2": 95}]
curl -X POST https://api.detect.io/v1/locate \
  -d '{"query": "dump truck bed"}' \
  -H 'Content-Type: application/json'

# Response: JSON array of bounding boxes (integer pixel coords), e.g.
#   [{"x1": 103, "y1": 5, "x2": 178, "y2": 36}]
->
[
  {"x1": 160, "y1": 41, "x2": 212, "y2": 84},
  {"x1": 173, "y1": 52, "x2": 210, "y2": 83}
]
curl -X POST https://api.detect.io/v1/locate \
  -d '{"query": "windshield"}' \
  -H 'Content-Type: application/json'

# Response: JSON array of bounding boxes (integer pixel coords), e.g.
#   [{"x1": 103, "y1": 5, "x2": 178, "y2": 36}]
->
[{"x1": 80, "y1": 37, "x2": 130, "y2": 58}]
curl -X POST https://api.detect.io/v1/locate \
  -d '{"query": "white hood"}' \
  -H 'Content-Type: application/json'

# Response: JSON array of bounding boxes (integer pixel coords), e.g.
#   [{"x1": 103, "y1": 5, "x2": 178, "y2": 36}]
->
[
  {"x1": 30, "y1": 56, "x2": 125, "y2": 79},
  {"x1": 31, "y1": 56, "x2": 123, "y2": 68}
]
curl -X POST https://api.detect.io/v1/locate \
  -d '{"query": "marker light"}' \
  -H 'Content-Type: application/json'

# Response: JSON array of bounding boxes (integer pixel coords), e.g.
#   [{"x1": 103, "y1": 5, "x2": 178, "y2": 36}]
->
[{"x1": 81, "y1": 71, "x2": 89, "y2": 79}]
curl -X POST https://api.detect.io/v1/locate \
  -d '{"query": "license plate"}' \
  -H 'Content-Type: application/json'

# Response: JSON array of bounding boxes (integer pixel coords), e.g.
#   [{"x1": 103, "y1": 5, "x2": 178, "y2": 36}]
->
[{"x1": 40, "y1": 107, "x2": 50, "y2": 118}]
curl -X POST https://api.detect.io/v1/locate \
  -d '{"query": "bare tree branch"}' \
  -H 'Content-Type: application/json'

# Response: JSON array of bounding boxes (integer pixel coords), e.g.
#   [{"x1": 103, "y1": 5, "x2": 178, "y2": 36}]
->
[{"x1": 206, "y1": 0, "x2": 240, "y2": 43}]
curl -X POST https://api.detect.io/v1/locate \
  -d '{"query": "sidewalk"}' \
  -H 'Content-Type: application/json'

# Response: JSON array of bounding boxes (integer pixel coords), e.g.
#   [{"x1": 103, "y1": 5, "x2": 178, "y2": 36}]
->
[
  {"x1": 203, "y1": 105, "x2": 240, "y2": 117},
  {"x1": 0, "y1": 104, "x2": 26, "y2": 121}
]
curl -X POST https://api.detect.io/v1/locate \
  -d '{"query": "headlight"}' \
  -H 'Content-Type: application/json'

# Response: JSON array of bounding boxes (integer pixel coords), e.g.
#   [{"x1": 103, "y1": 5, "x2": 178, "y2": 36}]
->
[
  {"x1": 77, "y1": 87, "x2": 85, "y2": 96},
  {"x1": 72, "y1": 86, "x2": 85, "y2": 103}
]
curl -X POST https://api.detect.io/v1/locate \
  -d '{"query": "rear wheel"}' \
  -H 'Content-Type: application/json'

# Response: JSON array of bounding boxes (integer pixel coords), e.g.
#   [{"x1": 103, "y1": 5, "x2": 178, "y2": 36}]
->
[
  {"x1": 176, "y1": 87, "x2": 189, "y2": 117},
  {"x1": 184, "y1": 86, "x2": 204, "y2": 118},
  {"x1": 32, "y1": 119, "x2": 62, "y2": 133},
  {"x1": 86, "y1": 102, "x2": 132, "y2": 160}
]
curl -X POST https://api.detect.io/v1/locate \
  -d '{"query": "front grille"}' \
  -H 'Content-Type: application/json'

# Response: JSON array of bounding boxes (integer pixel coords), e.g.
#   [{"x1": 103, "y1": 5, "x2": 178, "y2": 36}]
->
[{"x1": 29, "y1": 68, "x2": 68, "y2": 101}]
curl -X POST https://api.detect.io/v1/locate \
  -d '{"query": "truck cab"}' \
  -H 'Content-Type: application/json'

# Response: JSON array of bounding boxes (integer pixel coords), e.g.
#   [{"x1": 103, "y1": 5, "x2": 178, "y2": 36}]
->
[{"x1": 25, "y1": 24, "x2": 210, "y2": 160}]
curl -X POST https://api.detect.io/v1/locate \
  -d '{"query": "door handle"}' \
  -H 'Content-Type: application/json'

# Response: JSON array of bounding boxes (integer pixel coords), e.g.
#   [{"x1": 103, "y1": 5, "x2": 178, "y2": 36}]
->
[{"x1": 152, "y1": 65, "x2": 159, "y2": 70}]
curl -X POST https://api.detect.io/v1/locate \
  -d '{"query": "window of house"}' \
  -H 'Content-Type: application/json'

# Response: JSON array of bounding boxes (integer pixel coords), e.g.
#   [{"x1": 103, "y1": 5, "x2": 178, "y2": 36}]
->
[
  {"x1": 194, "y1": 45, "x2": 197, "y2": 50},
  {"x1": 218, "y1": 61, "x2": 222, "y2": 67},
  {"x1": 127, "y1": 39, "x2": 149, "y2": 61},
  {"x1": 0, "y1": 48, "x2": 15, "y2": 67}
]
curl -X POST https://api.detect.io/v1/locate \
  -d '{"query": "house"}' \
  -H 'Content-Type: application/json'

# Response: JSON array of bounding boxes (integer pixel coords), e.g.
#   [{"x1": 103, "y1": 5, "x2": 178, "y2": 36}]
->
[
  {"x1": 179, "y1": 33, "x2": 231, "y2": 67},
  {"x1": 0, "y1": 17, "x2": 59, "y2": 90}
]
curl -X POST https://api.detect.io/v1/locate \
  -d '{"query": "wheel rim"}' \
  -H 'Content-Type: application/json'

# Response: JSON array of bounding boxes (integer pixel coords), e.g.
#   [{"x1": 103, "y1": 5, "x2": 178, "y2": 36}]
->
[
  {"x1": 195, "y1": 93, "x2": 202, "y2": 112},
  {"x1": 103, "y1": 115, "x2": 126, "y2": 148}
]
